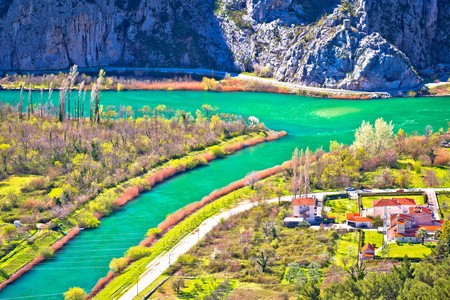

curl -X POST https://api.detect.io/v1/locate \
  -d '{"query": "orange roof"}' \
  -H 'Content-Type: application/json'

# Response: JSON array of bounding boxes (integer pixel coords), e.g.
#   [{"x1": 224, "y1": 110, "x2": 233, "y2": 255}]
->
[
  {"x1": 293, "y1": 198, "x2": 316, "y2": 206},
  {"x1": 398, "y1": 219, "x2": 405, "y2": 224},
  {"x1": 373, "y1": 198, "x2": 399, "y2": 207},
  {"x1": 395, "y1": 198, "x2": 417, "y2": 206},
  {"x1": 395, "y1": 231, "x2": 416, "y2": 237},
  {"x1": 346, "y1": 213, "x2": 372, "y2": 222},
  {"x1": 398, "y1": 214, "x2": 413, "y2": 221},
  {"x1": 362, "y1": 243, "x2": 375, "y2": 252},
  {"x1": 409, "y1": 206, "x2": 432, "y2": 215},
  {"x1": 415, "y1": 225, "x2": 442, "y2": 231}
]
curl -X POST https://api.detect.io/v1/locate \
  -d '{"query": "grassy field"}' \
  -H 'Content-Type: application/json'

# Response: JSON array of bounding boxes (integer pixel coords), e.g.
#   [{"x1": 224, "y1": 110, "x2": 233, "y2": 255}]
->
[
  {"x1": 387, "y1": 243, "x2": 436, "y2": 259},
  {"x1": 363, "y1": 231, "x2": 384, "y2": 249},
  {"x1": 361, "y1": 195, "x2": 425, "y2": 209},
  {"x1": 146, "y1": 203, "x2": 352, "y2": 299},
  {"x1": 324, "y1": 198, "x2": 358, "y2": 223},
  {"x1": 334, "y1": 232, "x2": 359, "y2": 269},
  {"x1": 0, "y1": 230, "x2": 62, "y2": 281},
  {"x1": 437, "y1": 193, "x2": 450, "y2": 221}
]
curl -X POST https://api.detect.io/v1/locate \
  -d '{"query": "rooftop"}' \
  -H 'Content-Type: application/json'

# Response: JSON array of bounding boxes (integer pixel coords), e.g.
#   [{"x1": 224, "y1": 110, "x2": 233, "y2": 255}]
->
[
  {"x1": 373, "y1": 198, "x2": 399, "y2": 207},
  {"x1": 293, "y1": 198, "x2": 316, "y2": 206},
  {"x1": 362, "y1": 243, "x2": 375, "y2": 252},
  {"x1": 346, "y1": 213, "x2": 372, "y2": 222}
]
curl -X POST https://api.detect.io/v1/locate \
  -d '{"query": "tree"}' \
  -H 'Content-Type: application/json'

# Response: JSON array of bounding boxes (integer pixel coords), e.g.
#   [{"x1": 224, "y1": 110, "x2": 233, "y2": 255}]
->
[
  {"x1": 19, "y1": 83, "x2": 24, "y2": 120},
  {"x1": 434, "y1": 228, "x2": 442, "y2": 240},
  {"x1": 64, "y1": 287, "x2": 87, "y2": 300},
  {"x1": 347, "y1": 263, "x2": 367, "y2": 282},
  {"x1": 392, "y1": 256, "x2": 414, "y2": 281},
  {"x1": 109, "y1": 257, "x2": 128, "y2": 274},
  {"x1": 245, "y1": 171, "x2": 260, "y2": 190},
  {"x1": 292, "y1": 148, "x2": 299, "y2": 198},
  {"x1": 125, "y1": 246, "x2": 152, "y2": 260},
  {"x1": 171, "y1": 277, "x2": 185, "y2": 293},
  {"x1": 300, "y1": 282, "x2": 321, "y2": 300},
  {"x1": 417, "y1": 228, "x2": 428, "y2": 245},
  {"x1": 67, "y1": 65, "x2": 79, "y2": 120},
  {"x1": 201, "y1": 104, "x2": 218, "y2": 120},
  {"x1": 0, "y1": 143, "x2": 11, "y2": 172},
  {"x1": 40, "y1": 247, "x2": 55, "y2": 258},
  {"x1": 255, "y1": 251, "x2": 271, "y2": 272}
]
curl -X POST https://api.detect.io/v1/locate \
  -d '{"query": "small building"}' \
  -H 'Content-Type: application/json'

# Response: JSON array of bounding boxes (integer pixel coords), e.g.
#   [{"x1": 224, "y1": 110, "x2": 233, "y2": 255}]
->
[
  {"x1": 293, "y1": 198, "x2": 316, "y2": 222},
  {"x1": 283, "y1": 217, "x2": 308, "y2": 228},
  {"x1": 346, "y1": 213, "x2": 373, "y2": 228},
  {"x1": 361, "y1": 243, "x2": 375, "y2": 260}
]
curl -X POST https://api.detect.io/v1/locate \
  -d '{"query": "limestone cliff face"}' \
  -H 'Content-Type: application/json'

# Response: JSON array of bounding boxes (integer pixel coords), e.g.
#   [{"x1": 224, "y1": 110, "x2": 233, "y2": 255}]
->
[{"x1": 0, "y1": 0, "x2": 448, "y2": 91}]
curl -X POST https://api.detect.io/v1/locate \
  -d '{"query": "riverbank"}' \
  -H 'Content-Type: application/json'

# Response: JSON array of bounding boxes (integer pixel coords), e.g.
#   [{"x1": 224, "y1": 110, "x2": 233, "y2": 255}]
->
[
  {"x1": 92, "y1": 161, "x2": 290, "y2": 299},
  {"x1": 0, "y1": 130, "x2": 286, "y2": 292}
]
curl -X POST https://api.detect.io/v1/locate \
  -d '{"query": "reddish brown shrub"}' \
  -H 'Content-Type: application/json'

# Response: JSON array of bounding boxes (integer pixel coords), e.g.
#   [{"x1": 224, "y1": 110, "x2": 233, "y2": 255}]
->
[
  {"x1": 88, "y1": 271, "x2": 115, "y2": 298},
  {"x1": 51, "y1": 228, "x2": 80, "y2": 252},
  {"x1": 434, "y1": 148, "x2": 450, "y2": 166}
]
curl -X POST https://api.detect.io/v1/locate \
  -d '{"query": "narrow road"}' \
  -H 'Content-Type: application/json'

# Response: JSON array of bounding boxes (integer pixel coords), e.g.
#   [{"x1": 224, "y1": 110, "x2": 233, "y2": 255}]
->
[{"x1": 119, "y1": 196, "x2": 292, "y2": 300}]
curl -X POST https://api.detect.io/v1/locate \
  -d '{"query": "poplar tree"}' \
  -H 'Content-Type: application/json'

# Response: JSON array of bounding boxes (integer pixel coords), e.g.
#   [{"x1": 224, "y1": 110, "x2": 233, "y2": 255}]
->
[
  {"x1": 19, "y1": 83, "x2": 24, "y2": 120},
  {"x1": 67, "y1": 65, "x2": 79, "y2": 120}
]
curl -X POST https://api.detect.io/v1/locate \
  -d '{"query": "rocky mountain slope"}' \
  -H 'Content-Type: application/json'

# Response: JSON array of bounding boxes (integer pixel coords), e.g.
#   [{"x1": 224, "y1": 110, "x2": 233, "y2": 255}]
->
[{"x1": 0, "y1": 0, "x2": 448, "y2": 91}]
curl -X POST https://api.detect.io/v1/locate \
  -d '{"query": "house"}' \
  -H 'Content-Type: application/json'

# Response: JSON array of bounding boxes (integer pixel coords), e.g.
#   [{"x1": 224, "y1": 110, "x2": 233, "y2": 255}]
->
[
  {"x1": 292, "y1": 198, "x2": 316, "y2": 222},
  {"x1": 361, "y1": 243, "x2": 375, "y2": 260},
  {"x1": 372, "y1": 198, "x2": 417, "y2": 218},
  {"x1": 387, "y1": 205, "x2": 442, "y2": 243},
  {"x1": 346, "y1": 213, "x2": 373, "y2": 228}
]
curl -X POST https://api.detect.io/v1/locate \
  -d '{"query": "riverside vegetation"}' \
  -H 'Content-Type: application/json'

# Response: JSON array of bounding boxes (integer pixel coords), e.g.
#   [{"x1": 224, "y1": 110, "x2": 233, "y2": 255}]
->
[
  {"x1": 85, "y1": 118, "x2": 450, "y2": 298},
  {"x1": 0, "y1": 70, "x2": 274, "y2": 284}
]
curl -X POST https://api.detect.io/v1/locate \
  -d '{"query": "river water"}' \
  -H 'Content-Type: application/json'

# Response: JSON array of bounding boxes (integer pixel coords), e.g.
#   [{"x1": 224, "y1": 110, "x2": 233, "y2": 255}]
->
[{"x1": 0, "y1": 91, "x2": 449, "y2": 299}]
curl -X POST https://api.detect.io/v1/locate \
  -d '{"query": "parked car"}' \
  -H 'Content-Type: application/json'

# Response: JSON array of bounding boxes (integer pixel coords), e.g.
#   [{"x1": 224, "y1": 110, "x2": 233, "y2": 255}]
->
[
  {"x1": 396, "y1": 189, "x2": 404, "y2": 193},
  {"x1": 345, "y1": 187, "x2": 355, "y2": 191}
]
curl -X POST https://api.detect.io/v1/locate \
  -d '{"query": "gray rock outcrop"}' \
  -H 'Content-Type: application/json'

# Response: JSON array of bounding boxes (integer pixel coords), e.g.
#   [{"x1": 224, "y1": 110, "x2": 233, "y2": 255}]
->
[{"x1": 0, "y1": 0, "x2": 448, "y2": 91}]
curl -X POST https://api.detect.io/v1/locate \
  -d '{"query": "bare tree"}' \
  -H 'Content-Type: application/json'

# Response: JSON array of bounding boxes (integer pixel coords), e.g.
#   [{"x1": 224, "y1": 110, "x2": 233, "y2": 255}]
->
[
  {"x1": 19, "y1": 83, "x2": 24, "y2": 120},
  {"x1": 245, "y1": 171, "x2": 260, "y2": 189},
  {"x1": 40, "y1": 85, "x2": 44, "y2": 118},
  {"x1": 298, "y1": 149, "x2": 303, "y2": 197},
  {"x1": 304, "y1": 147, "x2": 310, "y2": 196},
  {"x1": 59, "y1": 78, "x2": 69, "y2": 122},
  {"x1": 47, "y1": 81, "x2": 53, "y2": 116},
  {"x1": 292, "y1": 148, "x2": 299, "y2": 198},
  {"x1": 67, "y1": 65, "x2": 79, "y2": 120},
  {"x1": 77, "y1": 81, "x2": 85, "y2": 122}
]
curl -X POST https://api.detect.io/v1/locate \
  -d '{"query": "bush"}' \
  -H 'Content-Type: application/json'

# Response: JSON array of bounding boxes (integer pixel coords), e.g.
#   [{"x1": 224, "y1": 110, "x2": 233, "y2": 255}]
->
[
  {"x1": 147, "y1": 227, "x2": 162, "y2": 236},
  {"x1": 125, "y1": 246, "x2": 152, "y2": 261},
  {"x1": 40, "y1": 246, "x2": 55, "y2": 258},
  {"x1": 109, "y1": 257, "x2": 128, "y2": 274},
  {"x1": 76, "y1": 211, "x2": 100, "y2": 229},
  {"x1": 407, "y1": 90, "x2": 417, "y2": 97},
  {"x1": 209, "y1": 145, "x2": 225, "y2": 158},
  {"x1": 64, "y1": 287, "x2": 87, "y2": 300}
]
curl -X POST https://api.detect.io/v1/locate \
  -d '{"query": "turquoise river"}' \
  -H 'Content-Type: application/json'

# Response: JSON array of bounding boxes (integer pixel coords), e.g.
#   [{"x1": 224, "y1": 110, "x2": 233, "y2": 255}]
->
[{"x1": 0, "y1": 90, "x2": 449, "y2": 299}]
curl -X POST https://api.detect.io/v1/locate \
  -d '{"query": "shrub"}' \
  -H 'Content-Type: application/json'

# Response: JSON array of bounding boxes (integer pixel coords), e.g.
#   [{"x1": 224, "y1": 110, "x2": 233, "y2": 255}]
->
[
  {"x1": 147, "y1": 227, "x2": 162, "y2": 236},
  {"x1": 109, "y1": 257, "x2": 128, "y2": 274},
  {"x1": 64, "y1": 287, "x2": 87, "y2": 300},
  {"x1": 407, "y1": 90, "x2": 417, "y2": 97},
  {"x1": 40, "y1": 246, "x2": 55, "y2": 258},
  {"x1": 125, "y1": 246, "x2": 152, "y2": 261},
  {"x1": 209, "y1": 145, "x2": 225, "y2": 158},
  {"x1": 76, "y1": 211, "x2": 100, "y2": 229}
]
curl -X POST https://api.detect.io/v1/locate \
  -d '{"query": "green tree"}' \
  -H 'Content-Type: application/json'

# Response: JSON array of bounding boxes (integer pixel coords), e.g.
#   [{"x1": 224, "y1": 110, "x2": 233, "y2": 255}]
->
[
  {"x1": 347, "y1": 263, "x2": 367, "y2": 282},
  {"x1": 125, "y1": 246, "x2": 152, "y2": 261},
  {"x1": 109, "y1": 257, "x2": 128, "y2": 274},
  {"x1": 64, "y1": 287, "x2": 87, "y2": 300},
  {"x1": 0, "y1": 143, "x2": 11, "y2": 172},
  {"x1": 417, "y1": 228, "x2": 428, "y2": 245},
  {"x1": 40, "y1": 247, "x2": 55, "y2": 258},
  {"x1": 256, "y1": 251, "x2": 271, "y2": 272}
]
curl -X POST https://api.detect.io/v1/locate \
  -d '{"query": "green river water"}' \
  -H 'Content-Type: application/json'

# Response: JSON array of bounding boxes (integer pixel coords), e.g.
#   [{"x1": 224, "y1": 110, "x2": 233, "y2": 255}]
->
[{"x1": 0, "y1": 90, "x2": 449, "y2": 299}]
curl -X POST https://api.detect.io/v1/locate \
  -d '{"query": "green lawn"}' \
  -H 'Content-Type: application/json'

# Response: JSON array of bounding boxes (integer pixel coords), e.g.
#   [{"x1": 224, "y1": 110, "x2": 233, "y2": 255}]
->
[
  {"x1": 361, "y1": 195, "x2": 425, "y2": 209},
  {"x1": 437, "y1": 193, "x2": 450, "y2": 221},
  {"x1": 363, "y1": 231, "x2": 383, "y2": 249},
  {"x1": 325, "y1": 198, "x2": 358, "y2": 223},
  {"x1": 334, "y1": 232, "x2": 359, "y2": 268},
  {"x1": 387, "y1": 243, "x2": 435, "y2": 259}
]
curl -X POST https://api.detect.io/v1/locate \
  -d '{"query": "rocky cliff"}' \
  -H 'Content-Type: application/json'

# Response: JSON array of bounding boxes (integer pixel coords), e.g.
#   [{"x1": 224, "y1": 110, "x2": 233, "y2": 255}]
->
[{"x1": 0, "y1": 0, "x2": 448, "y2": 91}]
